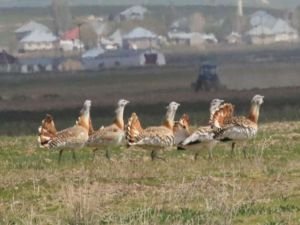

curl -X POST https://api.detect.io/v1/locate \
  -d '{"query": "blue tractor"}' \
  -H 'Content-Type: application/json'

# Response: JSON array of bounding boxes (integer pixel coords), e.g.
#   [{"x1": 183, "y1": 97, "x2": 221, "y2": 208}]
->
[{"x1": 191, "y1": 62, "x2": 224, "y2": 92}]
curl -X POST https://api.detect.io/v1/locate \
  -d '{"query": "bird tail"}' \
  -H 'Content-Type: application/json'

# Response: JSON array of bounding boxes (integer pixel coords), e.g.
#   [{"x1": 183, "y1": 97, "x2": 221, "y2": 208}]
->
[
  {"x1": 125, "y1": 112, "x2": 143, "y2": 145},
  {"x1": 210, "y1": 103, "x2": 235, "y2": 128},
  {"x1": 174, "y1": 113, "x2": 190, "y2": 132},
  {"x1": 37, "y1": 114, "x2": 57, "y2": 148}
]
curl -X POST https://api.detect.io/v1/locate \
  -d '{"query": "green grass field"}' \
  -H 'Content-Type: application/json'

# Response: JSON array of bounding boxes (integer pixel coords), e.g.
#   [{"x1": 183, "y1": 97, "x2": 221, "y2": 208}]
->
[
  {"x1": 0, "y1": 121, "x2": 299, "y2": 224},
  {"x1": 0, "y1": 63, "x2": 300, "y2": 224}
]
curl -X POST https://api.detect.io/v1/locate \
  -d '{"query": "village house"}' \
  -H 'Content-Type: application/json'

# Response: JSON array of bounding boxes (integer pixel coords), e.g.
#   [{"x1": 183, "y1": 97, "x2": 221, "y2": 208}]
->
[
  {"x1": 60, "y1": 27, "x2": 84, "y2": 51},
  {"x1": 15, "y1": 20, "x2": 50, "y2": 41},
  {"x1": 18, "y1": 57, "x2": 59, "y2": 73},
  {"x1": 81, "y1": 46, "x2": 106, "y2": 70},
  {"x1": 82, "y1": 49, "x2": 165, "y2": 71},
  {"x1": 19, "y1": 30, "x2": 58, "y2": 52},
  {"x1": 168, "y1": 32, "x2": 218, "y2": 48},
  {"x1": 123, "y1": 27, "x2": 160, "y2": 49},
  {"x1": 0, "y1": 51, "x2": 18, "y2": 73},
  {"x1": 119, "y1": 5, "x2": 148, "y2": 21},
  {"x1": 246, "y1": 11, "x2": 298, "y2": 45},
  {"x1": 100, "y1": 29, "x2": 123, "y2": 50}
]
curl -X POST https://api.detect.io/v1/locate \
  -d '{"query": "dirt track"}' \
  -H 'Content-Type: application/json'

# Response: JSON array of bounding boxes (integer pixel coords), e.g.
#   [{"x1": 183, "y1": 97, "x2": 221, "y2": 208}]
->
[{"x1": 220, "y1": 62, "x2": 300, "y2": 90}]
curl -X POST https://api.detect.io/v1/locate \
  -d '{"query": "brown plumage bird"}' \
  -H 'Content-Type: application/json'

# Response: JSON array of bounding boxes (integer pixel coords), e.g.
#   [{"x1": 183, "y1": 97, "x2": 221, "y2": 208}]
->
[
  {"x1": 179, "y1": 99, "x2": 234, "y2": 159},
  {"x1": 125, "y1": 101, "x2": 180, "y2": 160},
  {"x1": 38, "y1": 100, "x2": 92, "y2": 162},
  {"x1": 173, "y1": 113, "x2": 191, "y2": 145},
  {"x1": 214, "y1": 95, "x2": 264, "y2": 157},
  {"x1": 87, "y1": 99, "x2": 129, "y2": 159}
]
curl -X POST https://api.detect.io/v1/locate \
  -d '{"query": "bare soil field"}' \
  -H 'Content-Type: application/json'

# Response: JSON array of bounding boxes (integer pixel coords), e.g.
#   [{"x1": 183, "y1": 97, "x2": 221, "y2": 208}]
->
[{"x1": 0, "y1": 60, "x2": 300, "y2": 135}]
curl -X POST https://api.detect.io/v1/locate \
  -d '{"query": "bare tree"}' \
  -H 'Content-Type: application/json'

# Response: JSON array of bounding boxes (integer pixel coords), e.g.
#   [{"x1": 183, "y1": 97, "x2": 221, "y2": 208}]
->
[
  {"x1": 51, "y1": 0, "x2": 72, "y2": 35},
  {"x1": 189, "y1": 12, "x2": 206, "y2": 33},
  {"x1": 80, "y1": 24, "x2": 98, "y2": 48}
]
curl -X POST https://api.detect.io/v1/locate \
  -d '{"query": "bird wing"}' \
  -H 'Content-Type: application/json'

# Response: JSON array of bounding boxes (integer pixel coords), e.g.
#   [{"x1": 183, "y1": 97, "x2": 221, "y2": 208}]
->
[
  {"x1": 48, "y1": 125, "x2": 88, "y2": 149},
  {"x1": 210, "y1": 103, "x2": 235, "y2": 128},
  {"x1": 214, "y1": 116, "x2": 258, "y2": 140},
  {"x1": 174, "y1": 123, "x2": 190, "y2": 145},
  {"x1": 87, "y1": 124, "x2": 124, "y2": 146},
  {"x1": 134, "y1": 126, "x2": 174, "y2": 147},
  {"x1": 182, "y1": 126, "x2": 215, "y2": 146}
]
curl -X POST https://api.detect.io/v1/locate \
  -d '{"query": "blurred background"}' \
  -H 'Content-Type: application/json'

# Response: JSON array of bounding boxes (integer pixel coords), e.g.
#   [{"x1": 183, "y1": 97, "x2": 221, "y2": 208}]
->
[{"x1": 1, "y1": 0, "x2": 300, "y2": 135}]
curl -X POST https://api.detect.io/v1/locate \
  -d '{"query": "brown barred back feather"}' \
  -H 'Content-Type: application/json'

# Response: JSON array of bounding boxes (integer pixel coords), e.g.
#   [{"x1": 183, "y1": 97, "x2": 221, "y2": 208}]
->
[
  {"x1": 125, "y1": 112, "x2": 144, "y2": 144},
  {"x1": 210, "y1": 103, "x2": 235, "y2": 128}
]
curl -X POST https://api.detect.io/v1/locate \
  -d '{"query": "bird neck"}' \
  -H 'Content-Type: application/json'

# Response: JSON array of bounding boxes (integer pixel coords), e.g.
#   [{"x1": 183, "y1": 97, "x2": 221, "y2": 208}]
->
[
  {"x1": 77, "y1": 107, "x2": 90, "y2": 131},
  {"x1": 163, "y1": 108, "x2": 176, "y2": 130},
  {"x1": 88, "y1": 118, "x2": 94, "y2": 135},
  {"x1": 248, "y1": 103, "x2": 260, "y2": 124},
  {"x1": 114, "y1": 106, "x2": 125, "y2": 130}
]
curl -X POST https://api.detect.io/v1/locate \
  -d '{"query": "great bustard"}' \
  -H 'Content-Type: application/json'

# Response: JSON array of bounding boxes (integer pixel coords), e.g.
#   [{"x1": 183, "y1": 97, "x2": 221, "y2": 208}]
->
[
  {"x1": 87, "y1": 99, "x2": 129, "y2": 159},
  {"x1": 38, "y1": 100, "x2": 92, "y2": 162},
  {"x1": 179, "y1": 99, "x2": 234, "y2": 159},
  {"x1": 125, "y1": 101, "x2": 180, "y2": 161},
  {"x1": 214, "y1": 95, "x2": 264, "y2": 157}
]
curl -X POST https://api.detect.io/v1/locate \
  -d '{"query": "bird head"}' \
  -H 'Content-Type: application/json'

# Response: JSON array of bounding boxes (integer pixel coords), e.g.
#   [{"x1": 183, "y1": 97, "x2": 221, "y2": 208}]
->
[{"x1": 251, "y1": 95, "x2": 264, "y2": 105}]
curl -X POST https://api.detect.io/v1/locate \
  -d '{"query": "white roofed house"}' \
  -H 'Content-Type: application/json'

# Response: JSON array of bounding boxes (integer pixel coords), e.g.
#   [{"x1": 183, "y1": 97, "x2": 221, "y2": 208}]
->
[
  {"x1": 246, "y1": 25, "x2": 275, "y2": 45},
  {"x1": 119, "y1": 5, "x2": 148, "y2": 21},
  {"x1": 246, "y1": 11, "x2": 298, "y2": 45},
  {"x1": 82, "y1": 49, "x2": 165, "y2": 71},
  {"x1": 19, "y1": 30, "x2": 58, "y2": 52},
  {"x1": 272, "y1": 19, "x2": 298, "y2": 42},
  {"x1": 250, "y1": 11, "x2": 277, "y2": 28},
  {"x1": 15, "y1": 20, "x2": 50, "y2": 41},
  {"x1": 168, "y1": 32, "x2": 218, "y2": 48},
  {"x1": 100, "y1": 29, "x2": 124, "y2": 50},
  {"x1": 123, "y1": 27, "x2": 160, "y2": 49},
  {"x1": 109, "y1": 29, "x2": 124, "y2": 48}
]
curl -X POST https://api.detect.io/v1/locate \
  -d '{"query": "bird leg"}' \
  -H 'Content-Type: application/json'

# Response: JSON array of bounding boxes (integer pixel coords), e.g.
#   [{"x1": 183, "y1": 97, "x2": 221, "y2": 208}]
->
[
  {"x1": 105, "y1": 147, "x2": 111, "y2": 160},
  {"x1": 208, "y1": 146, "x2": 213, "y2": 160},
  {"x1": 72, "y1": 150, "x2": 77, "y2": 161},
  {"x1": 231, "y1": 142, "x2": 236, "y2": 157},
  {"x1": 58, "y1": 149, "x2": 64, "y2": 163}
]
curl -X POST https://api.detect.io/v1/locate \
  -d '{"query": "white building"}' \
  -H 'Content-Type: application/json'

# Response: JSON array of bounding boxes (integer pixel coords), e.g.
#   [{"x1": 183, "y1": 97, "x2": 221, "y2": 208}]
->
[
  {"x1": 82, "y1": 49, "x2": 165, "y2": 71},
  {"x1": 168, "y1": 32, "x2": 218, "y2": 47},
  {"x1": 119, "y1": 5, "x2": 148, "y2": 21},
  {"x1": 247, "y1": 11, "x2": 298, "y2": 45},
  {"x1": 15, "y1": 20, "x2": 50, "y2": 40},
  {"x1": 20, "y1": 30, "x2": 58, "y2": 51},
  {"x1": 123, "y1": 27, "x2": 159, "y2": 49}
]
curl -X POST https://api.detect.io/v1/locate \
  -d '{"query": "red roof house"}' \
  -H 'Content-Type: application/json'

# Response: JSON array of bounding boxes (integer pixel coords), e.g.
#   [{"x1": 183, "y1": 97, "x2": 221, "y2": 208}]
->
[{"x1": 62, "y1": 27, "x2": 80, "y2": 40}]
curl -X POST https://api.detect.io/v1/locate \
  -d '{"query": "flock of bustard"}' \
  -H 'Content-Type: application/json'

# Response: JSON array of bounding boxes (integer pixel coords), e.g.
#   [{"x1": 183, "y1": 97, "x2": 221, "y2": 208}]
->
[{"x1": 38, "y1": 95, "x2": 264, "y2": 162}]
